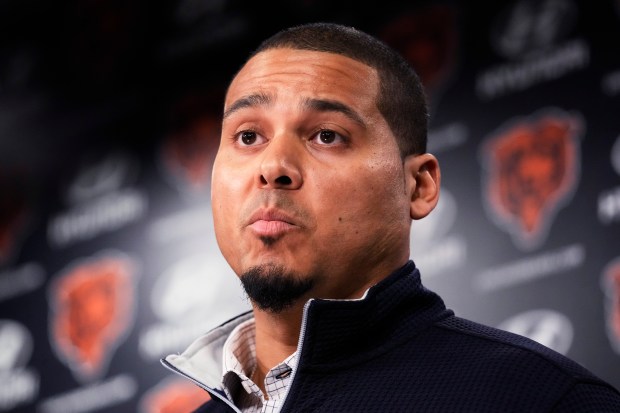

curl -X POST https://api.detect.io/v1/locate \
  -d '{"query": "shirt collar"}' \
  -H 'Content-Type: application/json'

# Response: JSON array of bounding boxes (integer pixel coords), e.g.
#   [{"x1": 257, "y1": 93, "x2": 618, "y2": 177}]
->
[
  {"x1": 221, "y1": 318, "x2": 299, "y2": 409},
  {"x1": 222, "y1": 318, "x2": 256, "y2": 379}
]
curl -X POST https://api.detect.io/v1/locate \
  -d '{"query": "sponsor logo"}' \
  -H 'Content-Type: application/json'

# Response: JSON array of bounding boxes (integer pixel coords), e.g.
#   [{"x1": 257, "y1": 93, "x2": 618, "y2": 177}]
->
[
  {"x1": 0, "y1": 321, "x2": 32, "y2": 371},
  {"x1": 159, "y1": 93, "x2": 222, "y2": 196},
  {"x1": 480, "y1": 108, "x2": 582, "y2": 250},
  {"x1": 379, "y1": 4, "x2": 458, "y2": 110},
  {"x1": 602, "y1": 258, "x2": 620, "y2": 354},
  {"x1": 65, "y1": 152, "x2": 138, "y2": 204},
  {"x1": 139, "y1": 248, "x2": 249, "y2": 360},
  {"x1": 148, "y1": 206, "x2": 215, "y2": 245},
  {"x1": 427, "y1": 122, "x2": 469, "y2": 153},
  {"x1": 597, "y1": 136, "x2": 620, "y2": 224},
  {"x1": 410, "y1": 189, "x2": 466, "y2": 277},
  {"x1": 477, "y1": 0, "x2": 588, "y2": 100},
  {"x1": 38, "y1": 374, "x2": 137, "y2": 413},
  {"x1": 140, "y1": 377, "x2": 210, "y2": 413},
  {"x1": 598, "y1": 186, "x2": 620, "y2": 224},
  {"x1": 161, "y1": 1, "x2": 246, "y2": 60},
  {"x1": 0, "y1": 320, "x2": 39, "y2": 411},
  {"x1": 474, "y1": 243, "x2": 585, "y2": 292},
  {"x1": 48, "y1": 152, "x2": 147, "y2": 248},
  {"x1": 497, "y1": 309, "x2": 574, "y2": 355},
  {"x1": 0, "y1": 262, "x2": 45, "y2": 303},
  {"x1": 49, "y1": 252, "x2": 139, "y2": 382},
  {"x1": 477, "y1": 39, "x2": 588, "y2": 100},
  {"x1": 490, "y1": 0, "x2": 578, "y2": 60}
]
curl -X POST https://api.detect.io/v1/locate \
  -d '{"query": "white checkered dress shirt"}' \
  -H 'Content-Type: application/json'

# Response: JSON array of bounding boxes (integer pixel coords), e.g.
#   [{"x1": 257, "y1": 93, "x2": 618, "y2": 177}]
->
[{"x1": 222, "y1": 319, "x2": 297, "y2": 413}]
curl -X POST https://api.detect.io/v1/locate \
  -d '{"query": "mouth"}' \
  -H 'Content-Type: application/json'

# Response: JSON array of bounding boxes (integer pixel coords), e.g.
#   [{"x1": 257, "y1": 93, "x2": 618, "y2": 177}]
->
[{"x1": 247, "y1": 209, "x2": 299, "y2": 238}]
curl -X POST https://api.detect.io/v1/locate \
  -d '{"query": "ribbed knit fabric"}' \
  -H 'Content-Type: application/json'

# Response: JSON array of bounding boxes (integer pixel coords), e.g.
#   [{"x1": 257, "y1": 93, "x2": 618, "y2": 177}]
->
[{"x1": 190, "y1": 261, "x2": 620, "y2": 412}]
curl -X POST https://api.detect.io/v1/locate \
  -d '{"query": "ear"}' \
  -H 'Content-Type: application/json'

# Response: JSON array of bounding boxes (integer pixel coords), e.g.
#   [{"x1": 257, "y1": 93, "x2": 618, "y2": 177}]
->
[{"x1": 403, "y1": 153, "x2": 441, "y2": 220}]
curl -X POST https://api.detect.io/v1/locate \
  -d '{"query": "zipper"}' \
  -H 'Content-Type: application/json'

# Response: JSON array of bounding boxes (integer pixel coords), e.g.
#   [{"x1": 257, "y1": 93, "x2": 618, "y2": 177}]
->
[
  {"x1": 161, "y1": 358, "x2": 242, "y2": 413},
  {"x1": 278, "y1": 298, "x2": 314, "y2": 413}
]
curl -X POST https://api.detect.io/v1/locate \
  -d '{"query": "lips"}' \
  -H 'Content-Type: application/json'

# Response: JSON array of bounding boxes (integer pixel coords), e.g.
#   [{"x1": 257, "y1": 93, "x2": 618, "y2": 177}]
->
[{"x1": 247, "y1": 209, "x2": 299, "y2": 237}]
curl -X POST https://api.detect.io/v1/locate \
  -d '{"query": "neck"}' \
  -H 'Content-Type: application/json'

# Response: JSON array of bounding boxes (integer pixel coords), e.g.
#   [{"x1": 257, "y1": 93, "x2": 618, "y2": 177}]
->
[{"x1": 251, "y1": 301, "x2": 305, "y2": 395}]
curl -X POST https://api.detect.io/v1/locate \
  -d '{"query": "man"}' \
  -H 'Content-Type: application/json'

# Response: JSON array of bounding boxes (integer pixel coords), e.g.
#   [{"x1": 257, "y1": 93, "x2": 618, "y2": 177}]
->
[{"x1": 162, "y1": 23, "x2": 620, "y2": 412}]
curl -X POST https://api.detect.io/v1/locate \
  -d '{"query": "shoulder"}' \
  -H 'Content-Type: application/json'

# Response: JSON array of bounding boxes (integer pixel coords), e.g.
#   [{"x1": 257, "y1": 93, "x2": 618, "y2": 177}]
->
[
  {"x1": 420, "y1": 315, "x2": 620, "y2": 409},
  {"x1": 551, "y1": 381, "x2": 620, "y2": 412},
  {"x1": 434, "y1": 316, "x2": 620, "y2": 390}
]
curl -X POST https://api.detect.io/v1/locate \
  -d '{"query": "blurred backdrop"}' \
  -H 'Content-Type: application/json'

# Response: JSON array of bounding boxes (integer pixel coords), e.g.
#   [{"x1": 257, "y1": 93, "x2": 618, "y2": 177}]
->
[{"x1": 1, "y1": 0, "x2": 620, "y2": 411}]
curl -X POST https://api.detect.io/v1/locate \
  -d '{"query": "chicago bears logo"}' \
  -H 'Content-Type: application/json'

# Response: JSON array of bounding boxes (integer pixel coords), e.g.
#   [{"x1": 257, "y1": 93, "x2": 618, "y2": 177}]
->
[
  {"x1": 481, "y1": 109, "x2": 582, "y2": 249},
  {"x1": 159, "y1": 92, "x2": 222, "y2": 196},
  {"x1": 603, "y1": 258, "x2": 620, "y2": 354},
  {"x1": 140, "y1": 377, "x2": 210, "y2": 413},
  {"x1": 49, "y1": 252, "x2": 138, "y2": 382},
  {"x1": 379, "y1": 4, "x2": 458, "y2": 111}
]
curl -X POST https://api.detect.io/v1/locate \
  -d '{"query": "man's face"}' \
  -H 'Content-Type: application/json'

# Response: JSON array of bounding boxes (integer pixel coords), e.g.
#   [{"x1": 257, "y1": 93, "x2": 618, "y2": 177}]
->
[{"x1": 212, "y1": 48, "x2": 412, "y2": 302}]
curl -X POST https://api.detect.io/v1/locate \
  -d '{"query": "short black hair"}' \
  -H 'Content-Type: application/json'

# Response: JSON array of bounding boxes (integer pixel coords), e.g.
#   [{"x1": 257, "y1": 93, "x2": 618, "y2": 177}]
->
[{"x1": 248, "y1": 22, "x2": 428, "y2": 157}]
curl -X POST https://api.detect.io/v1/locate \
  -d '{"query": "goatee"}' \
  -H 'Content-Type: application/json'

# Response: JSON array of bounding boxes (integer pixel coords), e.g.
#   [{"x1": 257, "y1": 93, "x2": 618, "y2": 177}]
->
[{"x1": 240, "y1": 264, "x2": 314, "y2": 313}]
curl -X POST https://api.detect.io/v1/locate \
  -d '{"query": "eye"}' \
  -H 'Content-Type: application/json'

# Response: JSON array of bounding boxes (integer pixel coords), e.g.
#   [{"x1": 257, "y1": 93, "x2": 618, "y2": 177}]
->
[
  {"x1": 312, "y1": 129, "x2": 346, "y2": 145},
  {"x1": 235, "y1": 130, "x2": 265, "y2": 146},
  {"x1": 241, "y1": 131, "x2": 257, "y2": 145}
]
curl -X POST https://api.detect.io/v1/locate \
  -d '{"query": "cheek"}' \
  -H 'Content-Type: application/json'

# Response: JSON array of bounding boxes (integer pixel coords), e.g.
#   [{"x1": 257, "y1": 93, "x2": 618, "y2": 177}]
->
[
  {"x1": 211, "y1": 160, "x2": 245, "y2": 271},
  {"x1": 212, "y1": 153, "x2": 245, "y2": 201},
  {"x1": 211, "y1": 157, "x2": 245, "y2": 234},
  {"x1": 317, "y1": 160, "x2": 406, "y2": 226}
]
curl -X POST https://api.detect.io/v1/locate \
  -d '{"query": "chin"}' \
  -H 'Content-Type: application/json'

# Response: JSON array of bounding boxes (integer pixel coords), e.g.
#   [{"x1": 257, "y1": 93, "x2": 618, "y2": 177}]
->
[{"x1": 239, "y1": 263, "x2": 315, "y2": 313}]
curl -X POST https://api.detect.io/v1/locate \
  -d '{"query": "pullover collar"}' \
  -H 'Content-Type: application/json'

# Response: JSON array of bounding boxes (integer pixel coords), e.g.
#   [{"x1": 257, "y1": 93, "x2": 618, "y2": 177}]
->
[{"x1": 162, "y1": 261, "x2": 452, "y2": 392}]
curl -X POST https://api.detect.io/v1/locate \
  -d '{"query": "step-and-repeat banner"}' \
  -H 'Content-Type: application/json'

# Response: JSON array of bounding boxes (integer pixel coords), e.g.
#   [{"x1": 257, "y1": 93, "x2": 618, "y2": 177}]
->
[{"x1": 1, "y1": 0, "x2": 619, "y2": 411}]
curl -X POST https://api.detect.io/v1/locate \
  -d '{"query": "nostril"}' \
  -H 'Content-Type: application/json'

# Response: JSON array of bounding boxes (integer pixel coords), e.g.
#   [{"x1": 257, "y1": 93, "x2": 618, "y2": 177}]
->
[
  {"x1": 260, "y1": 175, "x2": 268, "y2": 185},
  {"x1": 275, "y1": 175, "x2": 292, "y2": 185}
]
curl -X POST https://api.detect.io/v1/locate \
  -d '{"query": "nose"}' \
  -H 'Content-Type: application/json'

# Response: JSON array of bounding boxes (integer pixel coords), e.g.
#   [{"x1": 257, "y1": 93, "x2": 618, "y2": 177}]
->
[{"x1": 257, "y1": 136, "x2": 303, "y2": 189}]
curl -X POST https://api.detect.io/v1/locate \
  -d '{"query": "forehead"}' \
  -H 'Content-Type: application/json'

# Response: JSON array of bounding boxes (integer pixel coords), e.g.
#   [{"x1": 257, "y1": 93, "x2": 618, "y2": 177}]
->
[{"x1": 225, "y1": 48, "x2": 380, "y2": 111}]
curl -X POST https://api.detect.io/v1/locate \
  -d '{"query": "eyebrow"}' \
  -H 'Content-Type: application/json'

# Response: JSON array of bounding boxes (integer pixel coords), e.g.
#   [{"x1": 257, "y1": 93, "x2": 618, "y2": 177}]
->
[
  {"x1": 223, "y1": 93, "x2": 366, "y2": 129},
  {"x1": 223, "y1": 92, "x2": 272, "y2": 119},
  {"x1": 301, "y1": 98, "x2": 366, "y2": 128}
]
